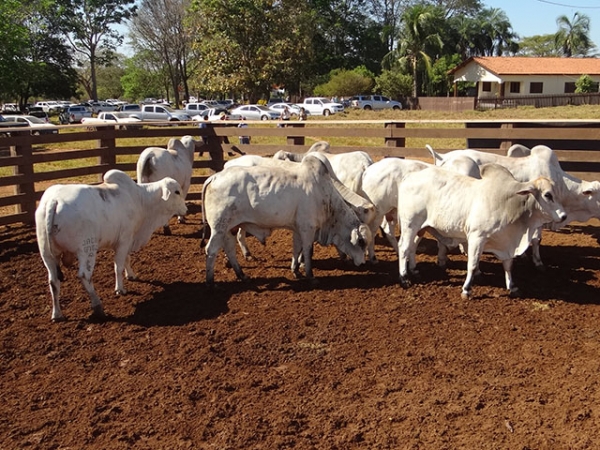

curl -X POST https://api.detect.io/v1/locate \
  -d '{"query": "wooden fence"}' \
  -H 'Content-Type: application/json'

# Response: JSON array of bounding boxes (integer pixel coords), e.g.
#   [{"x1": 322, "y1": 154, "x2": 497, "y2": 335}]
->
[{"x1": 2, "y1": 119, "x2": 600, "y2": 227}]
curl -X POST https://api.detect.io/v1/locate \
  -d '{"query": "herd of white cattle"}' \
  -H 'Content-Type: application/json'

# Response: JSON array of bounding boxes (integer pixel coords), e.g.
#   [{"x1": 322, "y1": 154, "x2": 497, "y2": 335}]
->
[{"x1": 34, "y1": 135, "x2": 600, "y2": 321}]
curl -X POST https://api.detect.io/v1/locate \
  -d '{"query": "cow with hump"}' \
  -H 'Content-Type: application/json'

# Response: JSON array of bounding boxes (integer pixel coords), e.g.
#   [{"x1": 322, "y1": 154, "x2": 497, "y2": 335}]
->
[
  {"x1": 397, "y1": 163, "x2": 567, "y2": 299},
  {"x1": 201, "y1": 154, "x2": 372, "y2": 285},
  {"x1": 136, "y1": 135, "x2": 199, "y2": 234},
  {"x1": 429, "y1": 144, "x2": 600, "y2": 269},
  {"x1": 35, "y1": 169, "x2": 187, "y2": 321}
]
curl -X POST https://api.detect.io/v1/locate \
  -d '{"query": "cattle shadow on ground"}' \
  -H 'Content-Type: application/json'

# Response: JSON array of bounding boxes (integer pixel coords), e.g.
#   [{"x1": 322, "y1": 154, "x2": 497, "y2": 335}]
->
[{"x1": 126, "y1": 280, "x2": 232, "y2": 327}]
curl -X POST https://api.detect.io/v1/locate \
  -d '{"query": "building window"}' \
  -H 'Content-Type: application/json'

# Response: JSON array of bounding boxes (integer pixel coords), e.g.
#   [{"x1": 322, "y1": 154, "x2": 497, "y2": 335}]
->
[
  {"x1": 564, "y1": 82, "x2": 576, "y2": 93},
  {"x1": 530, "y1": 82, "x2": 543, "y2": 94},
  {"x1": 509, "y1": 82, "x2": 520, "y2": 94},
  {"x1": 482, "y1": 82, "x2": 492, "y2": 92}
]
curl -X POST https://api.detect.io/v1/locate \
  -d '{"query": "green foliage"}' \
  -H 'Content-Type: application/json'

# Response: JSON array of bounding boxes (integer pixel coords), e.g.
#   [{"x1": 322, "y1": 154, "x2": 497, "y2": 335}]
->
[
  {"x1": 575, "y1": 74, "x2": 598, "y2": 93},
  {"x1": 314, "y1": 67, "x2": 374, "y2": 97},
  {"x1": 190, "y1": 0, "x2": 314, "y2": 102},
  {"x1": 374, "y1": 70, "x2": 412, "y2": 99},
  {"x1": 517, "y1": 34, "x2": 560, "y2": 56},
  {"x1": 427, "y1": 55, "x2": 463, "y2": 96},
  {"x1": 555, "y1": 12, "x2": 595, "y2": 57},
  {"x1": 120, "y1": 53, "x2": 165, "y2": 102}
]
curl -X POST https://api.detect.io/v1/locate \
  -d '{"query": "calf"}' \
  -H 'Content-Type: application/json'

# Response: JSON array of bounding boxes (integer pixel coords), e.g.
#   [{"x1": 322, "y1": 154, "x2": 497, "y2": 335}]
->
[
  {"x1": 137, "y1": 135, "x2": 198, "y2": 234},
  {"x1": 36, "y1": 170, "x2": 187, "y2": 321},
  {"x1": 398, "y1": 164, "x2": 567, "y2": 299},
  {"x1": 202, "y1": 155, "x2": 371, "y2": 285}
]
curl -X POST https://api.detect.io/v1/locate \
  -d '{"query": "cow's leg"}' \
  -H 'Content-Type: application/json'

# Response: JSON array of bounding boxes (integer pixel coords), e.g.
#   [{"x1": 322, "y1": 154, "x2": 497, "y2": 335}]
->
[
  {"x1": 530, "y1": 228, "x2": 545, "y2": 270},
  {"x1": 291, "y1": 233, "x2": 303, "y2": 278},
  {"x1": 43, "y1": 257, "x2": 64, "y2": 322},
  {"x1": 381, "y1": 214, "x2": 398, "y2": 252},
  {"x1": 205, "y1": 233, "x2": 224, "y2": 286},
  {"x1": 236, "y1": 228, "x2": 253, "y2": 260},
  {"x1": 124, "y1": 255, "x2": 137, "y2": 281},
  {"x1": 177, "y1": 214, "x2": 186, "y2": 224},
  {"x1": 366, "y1": 214, "x2": 382, "y2": 264},
  {"x1": 113, "y1": 247, "x2": 129, "y2": 295},
  {"x1": 502, "y1": 258, "x2": 520, "y2": 297},
  {"x1": 223, "y1": 231, "x2": 247, "y2": 281},
  {"x1": 299, "y1": 230, "x2": 316, "y2": 280},
  {"x1": 461, "y1": 239, "x2": 484, "y2": 300},
  {"x1": 398, "y1": 224, "x2": 419, "y2": 287},
  {"x1": 77, "y1": 251, "x2": 105, "y2": 318}
]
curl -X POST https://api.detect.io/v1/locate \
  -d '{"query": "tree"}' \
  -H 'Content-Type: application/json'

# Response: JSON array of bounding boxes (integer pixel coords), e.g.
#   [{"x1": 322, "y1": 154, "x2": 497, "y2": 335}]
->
[
  {"x1": 190, "y1": 0, "x2": 314, "y2": 102},
  {"x1": 129, "y1": 0, "x2": 195, "y2": 107},
  {"x1": 386, "y1": 4, "x2": 444, "y2": 98},
  {"x1": 56, "y1": 0, "x2": 137, "y2": 101},
  {"x1": 575, "y1": 74, "x2": 598, "y2": 93},
  {"x1": 477, "y1": 8, "x2": 518, "y2": 56},
  {"x1": 374, "y1": 69, "x2": 412, "y2": 99},
  {"x1": 313, "y1": 67, "x2": 375, "y2": 97},
  {"x1": 555, "y1": 12, "x2": 595, "y2": 57},
  {"x1": 517, "y1": 34, "x2": 560, "y2": 57},
  {"x1": 0, "y1": 0, "x2": 77, "y2": 106},
  {"x1": 121, "y1": 51, "x2": 169, "y2": 102}
]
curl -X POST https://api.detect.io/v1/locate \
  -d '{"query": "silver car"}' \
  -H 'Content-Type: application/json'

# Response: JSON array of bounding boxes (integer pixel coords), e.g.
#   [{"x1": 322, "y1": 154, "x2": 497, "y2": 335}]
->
[{"x1": 231, "y1": 105, "x2": 281, "y2": 120}]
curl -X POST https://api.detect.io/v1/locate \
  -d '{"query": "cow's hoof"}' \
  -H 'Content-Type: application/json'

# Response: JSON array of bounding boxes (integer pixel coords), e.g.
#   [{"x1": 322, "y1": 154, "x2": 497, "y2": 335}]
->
[
  {"x1": 52, "y1": 315, "x2": 67, "y2": 323},
  {"x1": 90, "y1": 306, "x2": 107, "y2": 321},
  {"x1": 126, "y1": 275, "x2": 138, "y2": 281},
  {"x1": 460, "y1": 291, "x2": 471, "y2": 300},
  {"x1": 308, "y1": 277, "x2": 319, "y2": 286},
  {"x1": 115, "y1": 288, "x2": 127, "y2": 295},
  {"x1": 509, "y1": 287, "x2": 522, "y2": 298},
  {"x1": 177, "y1": 217, "x2": 186, "y2": 224},
  {"x1": 399, "y1": 276, "x2": 412, "y2": 288}
]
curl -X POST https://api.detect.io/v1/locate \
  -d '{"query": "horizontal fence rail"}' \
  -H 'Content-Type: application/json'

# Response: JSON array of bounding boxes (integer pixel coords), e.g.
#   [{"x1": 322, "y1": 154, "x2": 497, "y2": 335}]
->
[{"x1": 2, "y1": 119, "x2": 600, "y2": 227}]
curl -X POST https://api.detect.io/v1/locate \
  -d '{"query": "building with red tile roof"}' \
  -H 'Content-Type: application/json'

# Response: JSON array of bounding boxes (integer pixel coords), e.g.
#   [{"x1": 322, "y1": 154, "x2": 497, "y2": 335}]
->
[{"x1": 450, "y1": 57, "x2": 600, "y2": 98}]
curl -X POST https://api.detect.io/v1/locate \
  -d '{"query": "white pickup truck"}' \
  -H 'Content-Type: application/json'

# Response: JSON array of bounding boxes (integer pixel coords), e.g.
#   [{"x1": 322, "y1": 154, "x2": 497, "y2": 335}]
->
[
  {"x1": 297, "y1": 97, "x2": 344, "y2": 116},
  {"x1": 129, "y1": 104, "x2": 192, "y2": 122},
  {"x1": 81, "y1": 111, "x2": 143, "y2": 129}
]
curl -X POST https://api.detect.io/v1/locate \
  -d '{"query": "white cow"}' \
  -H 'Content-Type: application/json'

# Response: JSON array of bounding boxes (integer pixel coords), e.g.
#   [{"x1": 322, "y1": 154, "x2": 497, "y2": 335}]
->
[
  {"x1": 397, "y1": 163, "x2": 567, "y2": 299},
  {"x1": 359, "y1": 153, "x2": 480, "y2": 263},
  {"x1": 137, "y1": 135, "x2": 198, "y2": 234},
  {"x1": 201, "y1": 155, "x2": 372, "y2": 285},
  {"x1": 35, "y1": 170, "x2": 187, "y2": 321},
  {"x1": 273, "y1": 141, "x2": 374, "y2": 192},
  {"x1": 429, "y1": 144, "x2": 600, "y2": 268},
  {"x1": 224, "y1": 152, "x2": 375, "y2": 261}
]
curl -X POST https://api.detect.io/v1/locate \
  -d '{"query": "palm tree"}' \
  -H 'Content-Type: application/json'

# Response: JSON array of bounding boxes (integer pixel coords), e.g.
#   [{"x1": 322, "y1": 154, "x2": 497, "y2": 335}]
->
[
  {"x1": 386, "y1": 4, "x2": 444, "y2": 98},
  {"x1": 479, "y1": 8, "x2": 518, "y2": 56},
  {"x1": 555, "y1": 12, "x2": 593, "y2": 57}
]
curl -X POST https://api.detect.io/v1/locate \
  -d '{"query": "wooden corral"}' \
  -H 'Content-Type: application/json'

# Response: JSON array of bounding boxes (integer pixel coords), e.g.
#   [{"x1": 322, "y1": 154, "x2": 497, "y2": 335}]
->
[{"x1": 2, "y1": 119, "x2": 600, "y2": 227}]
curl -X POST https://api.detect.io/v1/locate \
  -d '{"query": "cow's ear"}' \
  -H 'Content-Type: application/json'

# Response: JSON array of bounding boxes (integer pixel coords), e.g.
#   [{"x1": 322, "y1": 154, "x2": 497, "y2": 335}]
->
[
  {"x1": 581, "y1": 180, "x2": 600, "y2": 196},
  {"x1": 516, "y1": 185, "x2": 535, "y2": 196},
  {"x1": 161, "y1": 184, "x2": 172, "y2": 201}
]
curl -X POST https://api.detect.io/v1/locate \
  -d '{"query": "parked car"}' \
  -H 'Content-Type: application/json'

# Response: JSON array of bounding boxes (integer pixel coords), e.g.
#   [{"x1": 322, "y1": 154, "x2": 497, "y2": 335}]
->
[
  {"x1": 184, "y1": 103, "x2": 210, "y2": 114},
  {"x1": 115, "y1": 103, "x2": 142, "y2": 114},
  {"x1": 81, "y1": 111, "x2": 143, "y2": 129},
  {"x1": 58, "y1": 105, "x2": 93, "y2": 124},
  {"x1": 3, "y1": 115, "x2": 59, "y2": 135},
  {"x1": 90, "y1": 101, "x2": 116, "y2": 114},
  {"x1": 297, "y1": 97, "x2": 344, "y2": 116},
  {"x1": 350, "y1": 94, "x2": 402, "y2": 110},
  {"x1": 268, "y1": 102, "x2": 304, "y2": 116},
  {"x1": 231, "y1": 104, "x2": 280, "y2": 120},
  {"x1": 129, "y1": 104, "x2": 192, "y2": 122},
  {"x1": 2, "y1": 103, "x2": 20, "y2": 114},
  {"x1": 34, "y1": 101, "x2": 61, "y2": 114},
  {"x1": 27, "y1": 106, "x2": 49, "y2": 122},
  {"x1": 0, "y1": 114, "x2": 31, "y2": 136},
  {"x1": 191, "y1": 108, "x2": 242, "y2": 122}
]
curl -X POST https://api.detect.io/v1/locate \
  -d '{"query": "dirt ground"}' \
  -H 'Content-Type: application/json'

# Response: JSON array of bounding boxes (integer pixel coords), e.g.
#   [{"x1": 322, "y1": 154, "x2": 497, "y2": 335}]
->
[{"x1": 2, "y1": 203, "x2": 600, "y2": 449}]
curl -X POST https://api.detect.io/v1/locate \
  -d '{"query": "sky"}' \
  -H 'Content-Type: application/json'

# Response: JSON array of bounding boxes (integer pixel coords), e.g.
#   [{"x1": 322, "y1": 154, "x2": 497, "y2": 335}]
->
[{"x1": 484, "y1": 0, "x2": 600, "y2": 50}]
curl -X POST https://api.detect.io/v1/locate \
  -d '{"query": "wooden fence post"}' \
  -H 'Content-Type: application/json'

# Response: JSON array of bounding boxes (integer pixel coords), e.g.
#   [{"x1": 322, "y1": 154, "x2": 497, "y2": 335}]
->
[
  {"x1": 285, "y1": 123, "x2": 305, "y2": 146},
  {"x1": 11, "y1": 131, "x2": 36, "y2": 224},
  {"x1": 385, "y1": 122, "x2": 406, "y2": 148},
  {"x1": 98, "y1": 127, "x2": 117, "y2": 181}
]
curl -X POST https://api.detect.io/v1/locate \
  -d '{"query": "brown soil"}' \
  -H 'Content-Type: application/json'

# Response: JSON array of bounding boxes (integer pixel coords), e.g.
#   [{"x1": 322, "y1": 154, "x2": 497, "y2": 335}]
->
[{"x1": 2, "y1": 203, "x2": 600, "y2": 449}]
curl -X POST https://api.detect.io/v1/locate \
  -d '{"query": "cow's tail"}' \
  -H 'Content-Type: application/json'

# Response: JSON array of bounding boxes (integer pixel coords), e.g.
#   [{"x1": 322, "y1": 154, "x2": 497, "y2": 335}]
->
[
  {"x1": 426, "y1": 144, "x2": 444, "y2": 165},
  {"x1": 136, "y1": 151, "x2": 154, "y2": 184},
  {"x1": 40, "y1": 198, "x2": 65, "y2": 282},
  {"x1": 199, "y1": 173, "x2": 215, "y2": 248}
]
